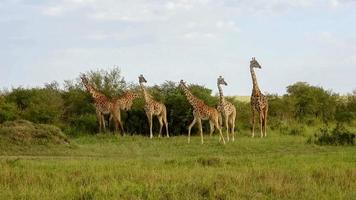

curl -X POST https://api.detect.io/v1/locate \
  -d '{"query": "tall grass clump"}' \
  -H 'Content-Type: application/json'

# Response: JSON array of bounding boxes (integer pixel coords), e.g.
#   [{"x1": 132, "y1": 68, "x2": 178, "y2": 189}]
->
[{"x1": 0, "y1": 120, "x2": 69, "y2": 145}]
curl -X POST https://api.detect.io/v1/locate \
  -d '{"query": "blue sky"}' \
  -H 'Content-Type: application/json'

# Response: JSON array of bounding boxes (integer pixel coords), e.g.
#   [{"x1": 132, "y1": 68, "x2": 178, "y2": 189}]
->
[{"x1": 1, "y1": 0, "x2": 356, "y2": 95}]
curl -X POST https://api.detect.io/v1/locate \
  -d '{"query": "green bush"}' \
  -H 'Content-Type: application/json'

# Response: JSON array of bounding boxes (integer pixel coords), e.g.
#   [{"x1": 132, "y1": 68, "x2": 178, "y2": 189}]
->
[
  {"x1": 0, "y1": 67, "x2": 355, "y2": 136},
  {"x1": 278, "y1": 122, "x2": 306, "y2": 136},
  {"x1": 0, "y1": 100, "x2": 18, "y2": 123},
  {"x1": 307, "y1": 124, "x2": 355, "y2": 145},
  {"x1": 65, "y1": 114, "x2": 98, "y2": 136},
  {"x1": 5, "y1": 87, "x2": 63, "y2": 124}
]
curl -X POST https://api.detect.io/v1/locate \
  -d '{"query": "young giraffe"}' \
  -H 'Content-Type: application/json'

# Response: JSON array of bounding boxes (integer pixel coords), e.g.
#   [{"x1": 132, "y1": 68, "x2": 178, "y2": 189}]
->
[
  {"x1": 138, "y1": 75, "x2": 169, "y2": 138},
  {"x1": 217, "y1": 76, "x2": 237, "y2": 142},
  {"x1": 179, "y1": 80, "x2": 225, "y2": 144},
  {"x1": 80, "y1": 75, "x2": 122, "y2": 133},
  {"x1": 109, "y1": 91, "x2": 141, "y2": 134},
  {"x1": 250, "y1": 57, "x2": 268, "y2": 138}
]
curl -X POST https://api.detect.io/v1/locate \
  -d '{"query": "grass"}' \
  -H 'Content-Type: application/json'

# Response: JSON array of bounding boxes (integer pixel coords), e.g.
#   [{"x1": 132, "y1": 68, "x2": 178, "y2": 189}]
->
[{"x1": 0, "y1": 131, "x2": 356, "y2": 199}]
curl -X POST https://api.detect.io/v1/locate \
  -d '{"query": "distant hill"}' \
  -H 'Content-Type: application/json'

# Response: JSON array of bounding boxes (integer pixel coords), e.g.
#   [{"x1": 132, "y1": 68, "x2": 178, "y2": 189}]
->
[{"x1": 233, "y1": 96, "x2": 250, "y2": 102}]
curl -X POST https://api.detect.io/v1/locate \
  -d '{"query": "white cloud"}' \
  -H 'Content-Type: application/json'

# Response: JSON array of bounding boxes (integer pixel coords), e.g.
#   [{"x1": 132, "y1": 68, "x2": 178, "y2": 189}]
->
[
  {"x1": 182, "y1": 32, "x2": 216, "y2": 39},
  {"x1": 216, "y1": 20, "x2": 240, "y2": 32},
  {"x1": 42, "y1": 5, "x2": 64, "y2": 16}
]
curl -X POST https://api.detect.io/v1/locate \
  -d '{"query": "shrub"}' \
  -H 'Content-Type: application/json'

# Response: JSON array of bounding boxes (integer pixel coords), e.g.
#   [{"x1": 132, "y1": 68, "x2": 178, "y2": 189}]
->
[
  {"x1": 65, "y1": 114, "x2": 98, "y2": 136},
  {"x1": 0, "y1": 120, "x2": 70, "y2": 145},
  {"x1": 307, "y1": 124, "x2": 355, "y2": 145},
  {"x1": 0, "y1": 101, "x2": 18, "y2": 123},
  {"x1": 277, "y1": 122, "x2": 306, "y2": 136}
]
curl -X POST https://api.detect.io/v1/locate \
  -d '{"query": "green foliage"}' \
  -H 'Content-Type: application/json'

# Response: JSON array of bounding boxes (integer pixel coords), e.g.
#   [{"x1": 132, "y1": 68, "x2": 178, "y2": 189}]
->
[
  {"x1": 229, "y1": 99, "x2": 251, "y2": 130},
  {"x1": 5, "y1": 87, "x2": 63, "y2": 124},
  {"x1": 0, "y1": 67, "x2": 355, "y2": 137},
  {"x1": 308, "y1": 124, "x2": 355, "y2": 145},
  {"x1": 278, "y1": 122, "x2": 306, "y2": 136},
  {"x1": 83, "y1": 67, "x2": 126, "y2": 98},
  {"x1": 286, "y1": 82, "x2": 338, "y2": 122},
  {"x1": 0, "y1": 97, "x2": 18, "y2": 123}
]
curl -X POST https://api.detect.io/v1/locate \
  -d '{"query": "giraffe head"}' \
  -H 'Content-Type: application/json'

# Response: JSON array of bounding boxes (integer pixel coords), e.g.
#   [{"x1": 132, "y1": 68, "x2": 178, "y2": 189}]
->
[
  {"x1": 250, "y1": 57, "x2": 261, "y2": 69},
  {"x1": 179, "y1": 80, "x2": 187, "y2": 88},
  {"x1": 80, "y1": 74, "x2": 91, "y2": 91},
  {"x1": 138, "y1": 74, "x2": 147, "y2": 84},
  {"x1": 217, "y1": 76, "x2": 228, "y2": 86},
  {"x1": 80, "y1": 74, "x2": 89, "y2": 85}
]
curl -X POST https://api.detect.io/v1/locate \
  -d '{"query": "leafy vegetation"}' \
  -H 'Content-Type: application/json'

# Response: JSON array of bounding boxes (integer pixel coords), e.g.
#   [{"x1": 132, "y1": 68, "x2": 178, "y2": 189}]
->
[
  {"x1": 308, "y1": 124, "x2": 355, "y2": 145},
  {"x1": 0, "y1": 68, "x2": 355, "y2": 199},
  {"x1": 0, "y1": 68, "x2": 355, "y2": 139}
]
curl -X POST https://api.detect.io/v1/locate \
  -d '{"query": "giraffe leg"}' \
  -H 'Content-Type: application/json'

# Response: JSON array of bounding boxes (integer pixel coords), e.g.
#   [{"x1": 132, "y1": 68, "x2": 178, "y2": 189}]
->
[
  {"x1": 158, "y1": 116, "x2": 163, "y2": 138},
  {"x1": 230, "y1": 114, "x2": 236, "y2": 142},
  {"x1": 188, "y1": 116, "x2": 197, "y2": 143},
  {"x1": 209, "y1": 121, "x2": 214, "y2": 137},
  {"x1": 96, "y1": 111, "x2": 102, "y2": 133},
  {"x1": 251, "y1": 109, "x2": 255, "y2": 138},
  {"x1": 264, "y1": 108, "x2": 268, "y2": 137},
  {"x1": 101, "y1": 114, "x2": 106, "y2": 132},
  {"x1": 111, "y1": 114, "x2": 118, "y2": 133},
  {"x1": 214, "y1": 118, "x2": 225, "y2": 145},
  {"x1": 259, "y1": 113, "x2": 263, "y2": 138},
  {"x1": 163, "y1": 114, "x2": 169, "y2": 138},
  {"x1": 108, "y1": 114, "x2": 112, "y2": 130},
  {"x1": 112, "y1": 110, "x2": 124, "y2": 136},
  {"x1": 118, "y1": 110, "x2": 125, "y2": 136},
  {"x1": 218, "y1": 112, "x2": 223, "y2": 128},
  {"x1": 225, "y1": 115, "x2": 230, "y2": 142},
  {"x1": 197, "y1": 118, "x2": 203, "y2": 144},
  {"x1": 146, "y1": 113, "x2": 153, "y2": 139}
]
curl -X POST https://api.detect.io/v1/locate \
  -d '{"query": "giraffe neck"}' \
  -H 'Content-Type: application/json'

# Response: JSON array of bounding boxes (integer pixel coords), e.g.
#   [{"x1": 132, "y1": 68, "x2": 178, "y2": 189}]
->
[
  {"x1": 84, "y1": 83, "x2": 105, "y2": 100},
  {"x1": 181, "y1": 83, "x2": 199, "y2": 109},
  {"x1": 140, "y1": 82, "x2": 152, "y2": 103},
  {"x1": 116, "y1": 95, "x2": 136, "y2": 110},
  {"x1": 217, "y1": 83, "x2": 225, "y2": 106},
  {"x1": 250, "y1": 67, "x2": 261, "y2": 94}
]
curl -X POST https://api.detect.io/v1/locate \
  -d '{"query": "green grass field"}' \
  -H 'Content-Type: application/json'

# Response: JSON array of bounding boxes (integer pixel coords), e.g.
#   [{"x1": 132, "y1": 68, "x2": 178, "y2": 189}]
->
[{"x1": 1, "y1": 132, "x2": 356, "y2": 200}]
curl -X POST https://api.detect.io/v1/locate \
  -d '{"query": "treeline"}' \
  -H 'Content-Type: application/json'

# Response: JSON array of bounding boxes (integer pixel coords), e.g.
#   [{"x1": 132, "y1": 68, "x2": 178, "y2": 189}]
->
[{"x1": 0, "y1": 67, "x2": 355, "y2": 136}]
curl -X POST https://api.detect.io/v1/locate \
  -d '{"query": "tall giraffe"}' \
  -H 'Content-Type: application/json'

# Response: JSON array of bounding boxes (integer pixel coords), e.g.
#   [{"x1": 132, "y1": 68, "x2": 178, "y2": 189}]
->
[
  {"x1": 80, "y1": 75, "x2": 122, "y2": 133},
  {"x1": 217, "y1": 76, "x2": 237, "y2": 142},
  {"x1": 250, "y1": 57, "x2": 268, "y2": 138},
  {"x1": 179, "y1": 80, "x2": 225, "y2": 144},
  {"x1": 109, "y1": 91, "x2": 141, "y2": 134},
  {"x1": 138, "y1": 75, "x2": 169, "y2": 138}
]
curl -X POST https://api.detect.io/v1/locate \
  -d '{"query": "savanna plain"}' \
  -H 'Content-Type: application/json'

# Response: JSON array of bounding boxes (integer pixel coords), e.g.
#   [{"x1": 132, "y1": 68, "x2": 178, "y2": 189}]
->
[{"x1": 1, "y1": 130, "x2": 355, "y2": 200}]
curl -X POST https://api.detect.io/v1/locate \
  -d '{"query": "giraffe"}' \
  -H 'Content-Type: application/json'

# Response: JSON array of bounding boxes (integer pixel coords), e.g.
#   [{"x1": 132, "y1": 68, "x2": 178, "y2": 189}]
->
[
  {"x1": 249, "y1": 57, "x2": 268, "y2": 138},
  {"x1": 138, "y1": 75, "x2": 169, "y2": 138},
  {"x1": 109, "y1": 90, "x2": 141, "y2": 134},
  {"x1": 179, "y1": 80, "x2": 225, "y2": 144},
  {"x1": 217, "y1": 76, "x2": 237, "y2": 142},
  {"x1": 80, "y1": 75, "x2": 122, "y2": 133}
]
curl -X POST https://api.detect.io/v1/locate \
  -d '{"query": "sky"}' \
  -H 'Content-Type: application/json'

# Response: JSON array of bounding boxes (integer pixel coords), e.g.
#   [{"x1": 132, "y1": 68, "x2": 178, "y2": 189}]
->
[{"x1": 0, "y1": 0, "x2": 356, "y2": 96}]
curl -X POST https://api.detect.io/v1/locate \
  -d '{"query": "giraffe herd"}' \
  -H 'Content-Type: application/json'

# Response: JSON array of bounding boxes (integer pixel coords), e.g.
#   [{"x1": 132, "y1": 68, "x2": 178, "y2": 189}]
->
[{"x1": 81, "y1": 58, "x2": 269, "y2": 144}]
